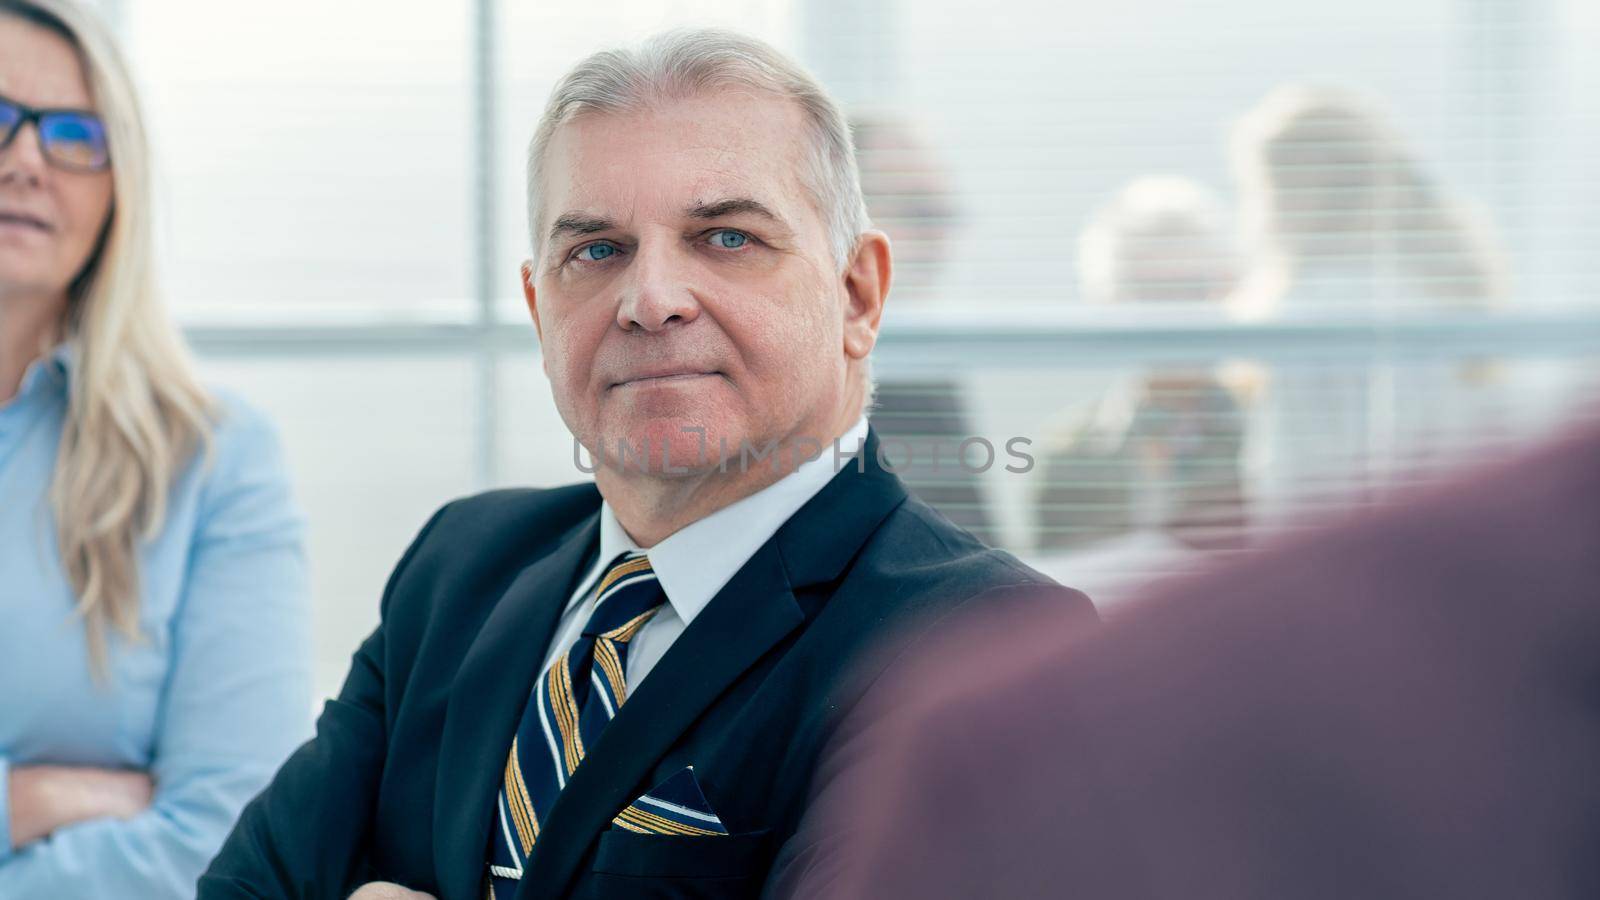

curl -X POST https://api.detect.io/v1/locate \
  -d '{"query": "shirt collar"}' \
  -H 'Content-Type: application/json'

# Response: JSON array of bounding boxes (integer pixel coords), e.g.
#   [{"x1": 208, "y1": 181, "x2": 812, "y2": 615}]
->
[
  {"x1": 591, "y1": 414, "x2": 870, "y2": 629},
  {"x1": 12, "y1": 341, "x2": 75, "y2": 402}
]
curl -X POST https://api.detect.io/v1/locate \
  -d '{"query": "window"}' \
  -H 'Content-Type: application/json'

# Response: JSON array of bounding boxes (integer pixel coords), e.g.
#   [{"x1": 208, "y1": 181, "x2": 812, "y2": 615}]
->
[
  {"x1": 102, "y1": 0, "x2": 1599, "y2": 694},
  {"x1": 125, "y1": 0, "x2": 473, "y2": 323}
]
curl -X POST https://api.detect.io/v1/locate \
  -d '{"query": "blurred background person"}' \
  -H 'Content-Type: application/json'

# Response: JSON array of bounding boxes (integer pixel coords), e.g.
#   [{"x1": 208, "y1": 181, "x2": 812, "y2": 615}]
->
[
  {"x1": 1229, "y1": 83, "x2": 1507, "y2": 318},
  {"x1": 1078, "y1": 176, "x2": 1238, "y2": 308},
  {"x1": 849, "y1": 111, "x2": 997, "y2": 542},
  {"x1": 1031, "y1": 176, "x2": 1251, "y2": 600},
  {"x1": 1227, "y1": 83, "x2": 1513, "y2": 531},
  {"x1": 0, "y1": 1, "x2": 311, "y2": 896}
]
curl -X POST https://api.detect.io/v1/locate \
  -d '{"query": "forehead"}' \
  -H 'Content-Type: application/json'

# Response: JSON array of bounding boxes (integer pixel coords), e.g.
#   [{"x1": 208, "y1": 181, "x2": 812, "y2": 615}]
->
[
  {"x1": 541, "y1": 91, "x2": 816, "y2": 225},
  {"x1": 0, "y1": 14, "x2": 93, "y2": 109}
]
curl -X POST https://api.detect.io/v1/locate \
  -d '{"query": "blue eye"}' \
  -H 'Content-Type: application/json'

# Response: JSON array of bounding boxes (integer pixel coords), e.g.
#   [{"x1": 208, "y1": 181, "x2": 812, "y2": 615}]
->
[
  {"x1": 574, "y1": 242, "x2": 617, "y2": 262},
  {"x1": 709, "y1": 230, "x2": 748, "y2": 250}
]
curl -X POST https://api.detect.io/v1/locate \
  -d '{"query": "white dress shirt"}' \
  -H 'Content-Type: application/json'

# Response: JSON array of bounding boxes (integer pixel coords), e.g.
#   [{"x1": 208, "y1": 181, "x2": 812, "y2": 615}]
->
[{"x1": 537, "y1": 415, "x2": 871, "y2": 687}]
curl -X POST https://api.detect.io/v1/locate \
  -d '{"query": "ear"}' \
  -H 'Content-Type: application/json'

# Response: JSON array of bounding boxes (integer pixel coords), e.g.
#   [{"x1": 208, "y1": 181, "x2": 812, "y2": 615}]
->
[
  {"x1": 841, "y1": 229, "x2": 892, "y2": 362},
  {"x1": 522, "y1": 260, "x2": 543, "y2": 345},
  {"x1": 523, "y1": 260, "x2": 556, "y2": 378}
]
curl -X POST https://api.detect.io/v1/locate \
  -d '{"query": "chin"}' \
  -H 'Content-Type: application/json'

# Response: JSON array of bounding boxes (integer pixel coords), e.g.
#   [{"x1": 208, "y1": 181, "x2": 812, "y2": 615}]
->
[
  {"x1": 590, "y1": 379, "x2": 754, "y2": 471},
  {"x1": 582, "y1": 408, "x2": 742, "y2": 477},
  {"x1": 0, "y1": 266, "x2": 59, "y2": 297},
  {"x1": 655, "y1": 416, "x2": 747, "y2": 473}
]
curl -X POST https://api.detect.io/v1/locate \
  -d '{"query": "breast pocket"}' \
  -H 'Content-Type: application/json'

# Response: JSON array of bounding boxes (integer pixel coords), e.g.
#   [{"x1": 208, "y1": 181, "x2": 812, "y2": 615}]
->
[{"x1": 581, "y1": 827, "x2": 775, "y2": 899}]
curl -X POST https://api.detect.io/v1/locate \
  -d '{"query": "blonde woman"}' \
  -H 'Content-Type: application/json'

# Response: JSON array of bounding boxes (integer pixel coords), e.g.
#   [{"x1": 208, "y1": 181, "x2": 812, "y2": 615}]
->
[
  {"x1": 0, "y1": 0, "x2": 311, "y2": 895},
  {"x1": 1030, "y1": 177, "x2": 1250, "y2": 603},
  {"x1": 1228, "y1": 83, "x2": 1508, "y2": 319},
  {"x1": 1227, "y1": 84, "x2": 1512, "y2": 530}
]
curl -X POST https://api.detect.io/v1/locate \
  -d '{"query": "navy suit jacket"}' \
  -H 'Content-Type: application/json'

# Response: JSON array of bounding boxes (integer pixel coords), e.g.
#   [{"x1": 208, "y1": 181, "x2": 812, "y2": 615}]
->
[{"x1": 199, "y1": 427, "x2": 1092, "y2": 899}]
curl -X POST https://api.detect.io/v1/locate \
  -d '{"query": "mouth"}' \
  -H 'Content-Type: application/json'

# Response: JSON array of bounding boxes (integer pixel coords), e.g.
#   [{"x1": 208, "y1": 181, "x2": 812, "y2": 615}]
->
[
  {"x1": 0, "y1": 212, "x2": 53, "y2": 233},
  {"x1": 610, "y1": 370, "x2": 723, "y2": 389}
]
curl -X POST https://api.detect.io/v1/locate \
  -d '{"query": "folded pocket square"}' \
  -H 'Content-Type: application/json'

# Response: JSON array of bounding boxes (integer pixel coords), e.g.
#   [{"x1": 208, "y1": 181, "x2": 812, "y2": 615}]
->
[{"x1": 612, "y1": 766, "x2": 730, "y2": 836}]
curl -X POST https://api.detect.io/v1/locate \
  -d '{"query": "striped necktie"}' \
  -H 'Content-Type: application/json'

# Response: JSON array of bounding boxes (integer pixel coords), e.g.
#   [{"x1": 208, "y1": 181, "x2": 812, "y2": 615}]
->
[{"x1": 485, "y1": 551, "x2": 667, "y2": 898}]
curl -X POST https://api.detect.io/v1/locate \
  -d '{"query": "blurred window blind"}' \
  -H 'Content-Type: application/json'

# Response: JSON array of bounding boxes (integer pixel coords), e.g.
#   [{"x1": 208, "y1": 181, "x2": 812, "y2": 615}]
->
[
  {"x1": 797, "y1": 0, "x2": 1600, "y2": 601},
  {"x1": 121, "y1": 0, "x2": 475, "y2": 324},
  {"x1": 96, "y1": 0, "x2": 1600, "y2": 641}
]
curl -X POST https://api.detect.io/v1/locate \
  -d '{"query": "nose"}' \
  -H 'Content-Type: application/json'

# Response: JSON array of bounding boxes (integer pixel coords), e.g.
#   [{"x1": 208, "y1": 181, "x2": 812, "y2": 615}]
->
[
  {"x1": 615, "y1": 237, "x2": 703, "y2": 332},
  {"x1": 0, "y1": 121, "x2": 49, "y2": 187}
]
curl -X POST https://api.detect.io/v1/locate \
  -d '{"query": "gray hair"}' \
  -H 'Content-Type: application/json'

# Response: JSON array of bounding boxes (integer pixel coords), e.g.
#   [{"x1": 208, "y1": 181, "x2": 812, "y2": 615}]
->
[{"x1": 525, "y1": 28, "x2": 872, "y2": 272}]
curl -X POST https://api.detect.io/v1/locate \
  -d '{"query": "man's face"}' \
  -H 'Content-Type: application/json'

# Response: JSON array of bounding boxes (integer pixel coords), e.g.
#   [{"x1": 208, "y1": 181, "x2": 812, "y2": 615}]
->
[{"x1": 529, "y1": 92, "x2": 853, "y2": 475}]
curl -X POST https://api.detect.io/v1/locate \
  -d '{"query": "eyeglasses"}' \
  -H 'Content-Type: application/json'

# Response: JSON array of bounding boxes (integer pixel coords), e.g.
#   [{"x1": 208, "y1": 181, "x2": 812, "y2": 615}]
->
[{"x1": 0, "y1": 91, "x2": 110, "y2": 173}]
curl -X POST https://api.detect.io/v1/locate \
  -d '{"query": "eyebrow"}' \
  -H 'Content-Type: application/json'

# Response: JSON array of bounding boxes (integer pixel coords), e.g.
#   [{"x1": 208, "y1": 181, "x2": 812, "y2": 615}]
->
[
  {"x1": 686, "y1": 197, "x2": 785, "y2": 224},
  {"x1": 547, "y1": 213, "x2": 616, "y2": 246}
]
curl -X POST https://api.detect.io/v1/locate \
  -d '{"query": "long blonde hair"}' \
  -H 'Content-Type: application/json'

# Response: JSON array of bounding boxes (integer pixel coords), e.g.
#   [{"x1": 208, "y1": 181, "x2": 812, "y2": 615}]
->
[
  {"x1": 4, "y1": 0, "x2": 214, "y2": 671},
  {"x1": 1229, "y1": 84, "x2": 1508, "y2": 316}
]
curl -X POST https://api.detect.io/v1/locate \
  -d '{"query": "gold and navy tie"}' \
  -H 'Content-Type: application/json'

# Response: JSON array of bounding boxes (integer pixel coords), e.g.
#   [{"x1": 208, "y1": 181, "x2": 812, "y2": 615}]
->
[{"x1": 485, "y1": 551, "x2": 666, "y2": 898}]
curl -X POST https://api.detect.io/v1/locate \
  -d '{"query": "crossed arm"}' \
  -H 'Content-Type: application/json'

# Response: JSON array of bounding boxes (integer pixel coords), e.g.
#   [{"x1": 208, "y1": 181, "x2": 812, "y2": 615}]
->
[
  {"x1": 0, "y1": 404, "x2": 313, "y2": 898},
  {"x1": 5, "y1": 765, "x2": 153, "y2": 850}
]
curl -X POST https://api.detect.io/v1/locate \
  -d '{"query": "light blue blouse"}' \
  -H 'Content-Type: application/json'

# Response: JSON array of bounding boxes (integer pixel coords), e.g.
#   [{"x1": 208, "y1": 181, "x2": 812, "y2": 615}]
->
[{"x1": 0, "y1": 343, "x2": 313, "y2": 898}]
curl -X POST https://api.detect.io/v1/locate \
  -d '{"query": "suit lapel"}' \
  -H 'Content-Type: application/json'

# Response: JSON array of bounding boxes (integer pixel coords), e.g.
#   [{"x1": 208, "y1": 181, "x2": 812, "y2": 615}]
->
[
  {"x1": 433, "y1": 508, "x2": 601, "y2": 900},
  {"x1": 515, "y1": 427, "x2": 907, "y2": 899}
]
